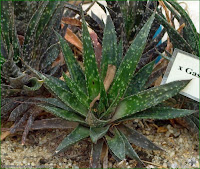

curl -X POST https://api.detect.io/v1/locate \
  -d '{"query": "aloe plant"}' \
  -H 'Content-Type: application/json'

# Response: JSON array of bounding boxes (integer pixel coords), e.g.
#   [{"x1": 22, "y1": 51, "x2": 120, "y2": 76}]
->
[
  {"x1": 1, "y1": 1, "x2": 66, "y2": 144},
  {"x1": 23, "y1": 11, "x2": 195, "y2": 167}
]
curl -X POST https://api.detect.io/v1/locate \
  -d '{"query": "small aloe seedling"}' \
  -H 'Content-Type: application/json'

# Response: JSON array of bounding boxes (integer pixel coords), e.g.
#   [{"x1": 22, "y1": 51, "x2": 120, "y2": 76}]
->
[{"x1": 28, "y1": 13, "x2": 194, "y2": 167}]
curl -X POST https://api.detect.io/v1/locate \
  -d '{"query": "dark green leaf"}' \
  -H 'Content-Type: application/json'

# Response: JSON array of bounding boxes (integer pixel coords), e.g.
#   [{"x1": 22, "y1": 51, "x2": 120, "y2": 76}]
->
[
  {"x1": 125, "y1": 107, "x2": 195, "y2": 120},
  {"x1": 108, "y1": 13, "x2": 155, "y2": 104},
  {"x1": 166, "y1": 0, "x2": 199, "y2": 55},
  {"x1": 23, "y1": 1, "x2": 49, "y2": 61},
  {"x1": 112, "y1": 80, "x2": 190, "y2": 121},
  {"x1": 55, "y1": 125, "x2": 89, "y2": 154},
  {"x1": 24, "y1": 65, "x2": 88, "y2": 117},
  {"x1": 82, "y1": 14, "x2": 100, "y2": 100},
  {"x1": 62, "y1": 73, "x2": 90, "y2": 107},
  {"x1": 189, "y1": 114, "x2": 199, "y2": 128},
  {"x1": 118, "y1": 129, "x2": 143, "y2": 164},
  {"x1": 90, "y1": 125, "x2": 110, "y2": 144},
  {"x1": 36, "y1": 1, "x2": 60, "y2": 40},
  {"x1": 124, "y1": 60, "x2": 155, "y2": 97},
  {"x1": 1, "y1": 1, "x2": 11, "y2": 53},
  {"x1": 181, "y1": 116, "x2": 199, "y2": 133},
  {"x1": 23, "y1": 77, "x2": 43, "y2": 91},
  {"x1": 43, "y1": 77, "x2": 88, "y2": 117},
  {"x1": 47, "y1": 75, "x2": 70, "y2": 91},
  {"x1": 40, "y1": 43, "x2": 60, "y2": 71},
  {"x1": 38, "y1": 105, "x2": 86, "y2": 124},
  {"x1": 118, "y1": 125, "x2": 162, "y2": 150},
  {"x1": 101, "y1": 15, "x2": 117, "y2": 79},
  {"x1": 155, "y1": 12, "x2": 193, "y2": 54},
  {"x1": 90, "y1": 139, "x2": 104, "y2": 168},
  {"x1": 33, "y1": 97, "x2": 71, "y2": 111},
  {"x1": 55, "y1": 31, "x2": 86, "y2": 93},
  {"x1": 106, "y1": 127, "x2": 125, "y2": 161},
  {"x1": 86, "y1": 112, "x2": 110, "y2": 127},
  {"x1": 97, "y1": 79, "x2": 109, "y2": 114},
  {"x1": 116, "y1": 39, "x2": 123, "y2": 69},
  {"x1": 163, "y1": 1, "x2": 181, "y2": 21}
]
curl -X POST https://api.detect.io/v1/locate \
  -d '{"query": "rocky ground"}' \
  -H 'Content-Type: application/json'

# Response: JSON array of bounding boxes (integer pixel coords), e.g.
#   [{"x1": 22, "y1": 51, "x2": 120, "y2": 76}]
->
[{"x1": 1, "y1": 120, "x2": 199, "y2": 168}]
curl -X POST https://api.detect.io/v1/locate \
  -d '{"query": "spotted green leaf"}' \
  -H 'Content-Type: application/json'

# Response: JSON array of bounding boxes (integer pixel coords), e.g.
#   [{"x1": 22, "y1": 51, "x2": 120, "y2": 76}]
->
[
  {"x1": 118, "y1": 125, "x2": 162, "y2": 150},
  {"x1": 40, "y1": 43, "x2": 60, "y2": 71},
  {"x1": 38, "y1": 105, "x2": 86, "y2": 124},
  {"x1": 1, "y1": 1, "x2": 21, "y2": 62},
  {"x1": 106, "y1": 127, "x2": 125, "y2": 161},
  {"x1": 43, "y1": 78, "x2": 88, "y2": 117},
  {"x1": 35, "y1": 1, "x2": 60, "y2": 41},
  {"x1": 118, "y1": 129, "x2": 143, "y2": 164},
  {"x1": 124, "y1": 59, "x2": 155, "y2": 97},
  {"x1": 101, "y1": 15, "x2": 117, "y2": 79},
  {"x1": 116, "y1": 39, "x2": 123, "y2": 69},
  {"x1": 155, "y1": 12, "x2": 193, "y2": 54},
  {"x1": 23, "y1": 1, "x2": 49, "y2": 61},
  {"x1": 47, "y1": 75, "x2": 70, "y2": 91},
  {"x1": 55, "y1": 125, "x2": 89, "y2": 155},
  {"x1": 55, "y1": 31, "x2": 86, "y2": 93},
  {"x1": 86, "y1": 112, "x2": 110, "y2": 127},
  {"x1": 112, "y1": 80, "x2": 190, "y2": 121},
  {"x1": 1, "y1": 1, "x2": 11, "y2": 53},
  {"x1": 97, "y1": 79, "x2": 109, "y2": 114},
  {"x1": 24, "y1": 65, "x2": 88, "y2": 117},
  {"x1": 125, "y1": 107, "x2": 195, "y2": 120},
  {"x1": 33, "y1": 98, "x2": 71, "y2": 111},
  {"x1": 166, "y1": 0, "x2": 199, "y2": 55},
  {"x1": 82, "y1": 14, "x2": 100, "y2": 100},
  {"x1": 62, "y1": 73, "x2": 90, "y2": 107},
  {"x1": 108, "y1": 13, "x2": 155, "y2": 104},
  {"x1": 90, "y1": 125, "x2": 110, "y2": 144}
]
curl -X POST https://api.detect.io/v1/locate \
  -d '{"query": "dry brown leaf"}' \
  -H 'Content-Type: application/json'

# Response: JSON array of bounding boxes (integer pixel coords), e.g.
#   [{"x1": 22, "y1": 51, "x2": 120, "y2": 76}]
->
[
  {"x1": 1, "y1": 124, "x2": 14, "y2": 141},
  {"x1": 68, "y1": 1, "x2": 92, "y2": 5},
  {"x1": 64, "y1": 28, "x2": 83, "y2": 51},
  {"x1": 154, "y1": 76, "x2": 163, "y2": 86},
  {"x1": 159, "y1": 1, "x2": 171, "y2": 24},
  {"x1": 62, "y1": 17, "x2": 82, "y2": 27},
  {"x1": 177, "y1": 23, "x2": 186, "y2": 33},
  {"x1": 18, "y1": 35, "x2": 24, "y2": 46}
]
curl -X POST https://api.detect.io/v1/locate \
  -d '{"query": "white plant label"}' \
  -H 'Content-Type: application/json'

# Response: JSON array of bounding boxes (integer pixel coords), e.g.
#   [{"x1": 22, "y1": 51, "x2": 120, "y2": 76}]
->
[{"x1": 162, "y1": 48, "x2": 199, "y2": 102}]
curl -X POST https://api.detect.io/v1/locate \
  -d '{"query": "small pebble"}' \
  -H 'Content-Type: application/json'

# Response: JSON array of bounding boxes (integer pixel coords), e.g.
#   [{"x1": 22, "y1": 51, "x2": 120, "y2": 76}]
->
[
  {"x1": 165, "y1": 131, "x2": 171, "y2": 137},
  {"x1": 171, "y1": 162, "x2": 178, "y2": 168},
  {"x1": 173, "y1": 131, "x2": 181, "y2": 137},
  {"x1": 167, "y1": 124, "x2": 172, "y2": 129},
  {"x1": 169, "y1": 151, "x2": 175, "y2": 157},
  {"x1": 163, "y1": 162, "x2": 167, "y2": 168},
  {"x1": 178, "y1": 138, "x2": 183, "y2": 143}
]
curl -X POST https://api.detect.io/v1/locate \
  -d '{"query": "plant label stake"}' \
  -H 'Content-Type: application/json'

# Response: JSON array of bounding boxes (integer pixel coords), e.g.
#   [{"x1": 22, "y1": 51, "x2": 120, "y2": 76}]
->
[{"x1": 162, "y1": 48, "x2": 199, "y2": 102}]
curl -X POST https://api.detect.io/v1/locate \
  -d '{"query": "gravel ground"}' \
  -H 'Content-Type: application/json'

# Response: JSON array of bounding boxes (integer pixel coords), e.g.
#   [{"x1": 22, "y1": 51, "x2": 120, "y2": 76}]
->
[{"x1": 1, "y1": 120, "x2": 199, "y2": 168}]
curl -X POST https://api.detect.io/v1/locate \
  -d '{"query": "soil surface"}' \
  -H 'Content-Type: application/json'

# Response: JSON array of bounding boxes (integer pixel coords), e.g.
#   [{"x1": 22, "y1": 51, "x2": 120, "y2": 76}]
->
[{"x1": 1, "y1": 120, "x2": 199, "y2": 168}]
